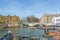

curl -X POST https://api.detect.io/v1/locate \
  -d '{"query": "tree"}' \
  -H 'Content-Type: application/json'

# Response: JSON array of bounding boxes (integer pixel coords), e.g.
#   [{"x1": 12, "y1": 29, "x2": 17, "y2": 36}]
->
[{"x1": 27, "y1": 15, "x2": 39, "y2": 22}]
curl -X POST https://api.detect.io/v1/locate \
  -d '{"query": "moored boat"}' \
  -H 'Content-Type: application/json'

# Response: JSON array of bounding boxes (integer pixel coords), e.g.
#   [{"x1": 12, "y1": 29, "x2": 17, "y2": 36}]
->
[{"x1": 42, "y1": 32, "x2": 57, "y2": 37}]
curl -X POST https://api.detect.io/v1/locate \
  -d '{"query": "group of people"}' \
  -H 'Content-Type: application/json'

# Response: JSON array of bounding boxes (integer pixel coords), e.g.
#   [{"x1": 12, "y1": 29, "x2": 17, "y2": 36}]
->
[{"x1": 0, "y1": 30, "x2": 13, "y2": 40}]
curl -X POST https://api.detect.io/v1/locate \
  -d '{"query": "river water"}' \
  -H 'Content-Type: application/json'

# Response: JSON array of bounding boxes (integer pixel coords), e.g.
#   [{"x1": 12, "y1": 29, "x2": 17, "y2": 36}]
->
[{"x1": 0, "y1": 28, "x2": 53, "y2": 40}]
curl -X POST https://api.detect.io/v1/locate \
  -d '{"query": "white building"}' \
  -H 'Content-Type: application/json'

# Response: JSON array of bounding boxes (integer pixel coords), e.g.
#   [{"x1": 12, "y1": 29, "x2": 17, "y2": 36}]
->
[{"x1": 52, "y1": 16, "x2": 60, "y2": 26}]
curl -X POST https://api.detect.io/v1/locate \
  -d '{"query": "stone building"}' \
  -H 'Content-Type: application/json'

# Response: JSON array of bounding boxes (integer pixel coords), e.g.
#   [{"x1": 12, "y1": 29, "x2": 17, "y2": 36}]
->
[
  {"x1": 0, "y1": 15, "x2": 20, "y2": 27},
  {"x1": 27, "y1": 15, "x2": 39, "y2": 22},
  {"x1": 39, "y1": 13, "x2": 60, "y2": 26}
]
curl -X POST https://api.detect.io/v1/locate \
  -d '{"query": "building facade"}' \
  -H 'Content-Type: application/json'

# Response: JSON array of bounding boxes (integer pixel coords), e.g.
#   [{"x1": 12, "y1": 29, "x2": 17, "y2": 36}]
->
[
  {"x1": 0, "y1": 15, "x2": 20, "y2": 27},
  {"x1": 52, "y1": 16, "x2": 60, "y2": 26},
  {"x1": 39, "y1": 13, "x2": 60, "y2": 26}
]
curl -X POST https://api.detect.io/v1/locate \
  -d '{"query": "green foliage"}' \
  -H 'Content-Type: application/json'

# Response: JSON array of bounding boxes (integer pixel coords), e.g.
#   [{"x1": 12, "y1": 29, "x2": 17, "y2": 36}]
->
[{"x1": 23, "y1": 24, "x2": 29, "y2": 27}]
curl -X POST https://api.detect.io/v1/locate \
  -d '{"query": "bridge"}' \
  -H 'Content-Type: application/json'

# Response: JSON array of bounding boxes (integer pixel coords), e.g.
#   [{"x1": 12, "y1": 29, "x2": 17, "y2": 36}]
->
[{"x1": 28, "y1": 22, "x2": 39, "y2": 26}]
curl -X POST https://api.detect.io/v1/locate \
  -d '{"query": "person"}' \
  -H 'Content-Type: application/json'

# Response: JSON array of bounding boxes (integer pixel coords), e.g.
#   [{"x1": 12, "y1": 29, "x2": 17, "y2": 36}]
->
[
  {"x1": 1, "y1": 30, "x2": 13, "y2": 40},
  {"x1": 42, "y1": 25, "x2": 49, "y2": 34},
  {"x1": 6, "y1": 30, "x2": 13, "y2": 40}
]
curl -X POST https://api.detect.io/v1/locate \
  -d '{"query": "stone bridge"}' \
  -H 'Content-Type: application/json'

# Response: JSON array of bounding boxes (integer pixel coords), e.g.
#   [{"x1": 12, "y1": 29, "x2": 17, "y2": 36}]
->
[{"x1": 28, "y1": 22, "x2": 39, "y2": 26}]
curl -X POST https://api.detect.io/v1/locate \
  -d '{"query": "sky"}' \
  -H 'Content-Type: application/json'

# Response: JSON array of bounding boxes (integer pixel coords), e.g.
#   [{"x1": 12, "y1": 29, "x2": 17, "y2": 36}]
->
[{"x1": 0, "y1": 0, "x2": 60, "y2": 18}]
